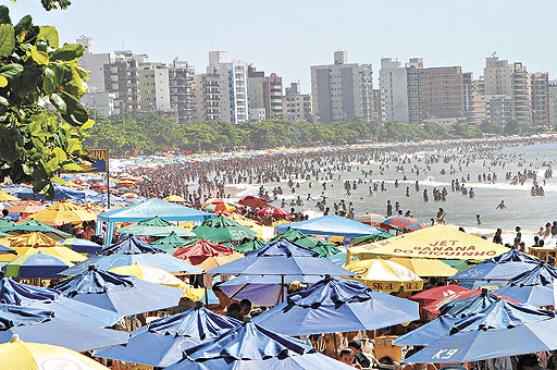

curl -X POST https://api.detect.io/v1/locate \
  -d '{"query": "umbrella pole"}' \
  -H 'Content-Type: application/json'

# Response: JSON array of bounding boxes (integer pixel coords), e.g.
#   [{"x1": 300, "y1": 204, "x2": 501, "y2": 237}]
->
[
  {"x1": 332, "y1": 332, "x2": 338, "y2": 359},
  {"x1": 280, "y1": 275, "x2": 285, "y2": 303}
]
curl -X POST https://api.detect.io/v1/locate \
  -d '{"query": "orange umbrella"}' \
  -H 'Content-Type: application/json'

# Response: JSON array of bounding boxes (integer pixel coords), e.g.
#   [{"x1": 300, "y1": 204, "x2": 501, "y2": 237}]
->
[
  {"x1": 8, "y1": 201, "x2": 47, "y2": 215},
  {"x1": 8, "y1": 232, "x2": 57, "y2": 248}
]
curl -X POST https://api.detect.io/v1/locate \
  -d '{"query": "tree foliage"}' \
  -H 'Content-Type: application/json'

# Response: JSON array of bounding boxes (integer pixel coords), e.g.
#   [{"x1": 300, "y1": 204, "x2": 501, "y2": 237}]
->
[
  {"x1": 86, "y1": 115, "x2": 484, "y2": 156},
  {"x1": 0, "y1": 4, "x2": 93, "y2": 194}
]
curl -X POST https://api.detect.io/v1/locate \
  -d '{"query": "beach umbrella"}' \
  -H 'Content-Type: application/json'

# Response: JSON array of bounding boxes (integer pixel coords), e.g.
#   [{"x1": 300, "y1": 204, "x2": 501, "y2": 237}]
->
[
  {"x1": 389, "y1": 257, "x2": 459, "y2": 277},
  {"x1": 29, "y1": 201, "x2": 97, "y2": 226},
  {"x1": 234, "y1": 238, "x2": 265, "y2": 254},
  {"x1": 202, "y1": 198, "x2": 236, "y2": 214},
  {"x1": 197, "y1": 254, "x2": 243, "y2": 271},
  {"x1": 381, "y1": 215, "x2": 424, "y2": 232},
  {"x1": 174, "y1": 240, "x2": 234, "y2": 265},
  {"x1": 345, "y1": 259, "x2": 423, "y2": 293},
  {"x1": 0, "y1": 304, "x2": 128, "y2": 352},
  {"x1": 110, "y1": 263, "x2": 205, "y2": 301},
  {"x1": 277, "y1": 215, "x2": 383, "y2": 238},
  {"x1": 7, "y1": 232, "x2": 57, "y2": 248},
  {"x1": 165, "y1": 195, "x2": 186, "y2": 203},
  {"x1": 350, "y1": 231, "x2": 392, "y2": 246},
  {"x1": 238, "y1": 195, "x2": 268, "y2": 209},
  {"x1": 119, "y1": 216, "x2": 195, "y2": 237},
  {"x1": 495, "y1": 263, "x2": 557, "y2": 307},
  {"x1": 62, "y1": 252, "x2": 202, "y2": 275},
  {"x1": 53, "y1": 267, "x2": 182, "y2": 317},
  {"x1": 255, "y1": 277, "x2": 419, "y2": 336},
  {"x1": 410, "y1": 284, "x2": 471, "y2": 305},
  {"x1": 0, "y1": 219, "x2": 71, "y2": 239},
  {"x1": 7, "y1": 201, "x2": 46, "y2": 216},
  {"x1": 3, "y1": 249, "x2": 75, "y2": 278},
  {"x1": 0, "y1": 277, "x2": 120, "y2": 327},
  {"x1": 270, "y1": 229, "x2": 340, "y2": 257},
  {"x1": 257, "y1": 207, "x2": 290, "y2": 219},
  {"x1": 150, "y1": 232, "x2": 192, "y2": 252},
  {"x1": 395, "y1": 293, "x2": 553, "y2": 346},
  {"x1": 452, "y1": 248, "x2": 540, "y2": 281},
  {"x1": 0, "y1": 220, "x2": 15, "y2": 232},
  {"x1": 94, "y1": 305, "x2": 241, "y2": 367},
  {"x1": 60, "y1": 237, "x2": 102, "y2": 254},
  {"x1": 422, "y1": 289, "x2": 483, "y2": 317},
  {"x1": 0, "y1": 245, "x2": 15, "y2": 255},
  {"x1": 193, "y1": 216, "x2": 257, "y2": 244},
  {"x1": 0, "y1": 336, "x2": 110, "y2": 370},
  {"x1": 209, "y1": 239, "x2": 353, "y2": 277},
  {"x1": 404, "y1": 317, "x2": 557, "y2": 364},
  {"x1": 100, "y1": 234, "x2": 166, "y2": 255},
  {"x1": 9, "y1": 246, "x2": 86, "y2": 263},
  {"x1": 219, "y1": 275, "x2": 322, "y2": 307},
  {"x1": 165, "y1": 321, "x2": 355, "y2": 370}
]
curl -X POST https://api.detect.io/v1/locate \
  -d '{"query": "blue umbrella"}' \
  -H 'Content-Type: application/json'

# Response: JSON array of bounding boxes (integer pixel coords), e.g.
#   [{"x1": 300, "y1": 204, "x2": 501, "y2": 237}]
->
[
  {"x1": 395, "y1": 295, "x2": 553, "y2": 346},
  {"x1": 405, "y1": 317, "x2": 557, "y2": 364},
  {"x1": 495, "y1": 263, "x2": 557, "y2": 307},
  {"x1": 62, "y1": 252, "x2": 202, "y2": 275},
  {"x1": 219, "y1": 275, "x2": 322, "y2": 307},
  {"x1": 94, "y1": 304, "x2": 240, "y2": 367},
  {"x1": 0, "y1": 245, "x2": 15, "y2": 255},
  {"x1": 0, "y1": 304, "x2": 128, "y2": 352},
  {"x1": 3, "y1": 251, "x2": 72, "y2": 278},
  {"x1": 0, "y1": 277, "x2": 120, "y2": 327},
  {"x1": 452, "y1": 249, "x2": 539, "y2": 282},
  {"x1": 63, "y1": 238, "x2": 103, "y2": 255},
  {"x1": 254, "y1": 277, "x2": 419, "y2": 336},
  {"x1": 101, "y1": 234, "x2": 166, "y2": 255},
  {"x1": 209, "y1": 240, "x2": 353, "y2": 277},
  {"x1": 53, "y1": 267, "x2": 182, "y2": 317},
  {"x1": 166, "y1": 321, "x2": 355, "y2": 370}
]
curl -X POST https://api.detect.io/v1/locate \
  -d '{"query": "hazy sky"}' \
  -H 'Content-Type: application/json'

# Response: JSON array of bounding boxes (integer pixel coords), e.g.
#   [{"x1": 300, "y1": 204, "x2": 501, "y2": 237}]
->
[{"x1": 9, "y1": 0, "x2": 557, "y2": 92}]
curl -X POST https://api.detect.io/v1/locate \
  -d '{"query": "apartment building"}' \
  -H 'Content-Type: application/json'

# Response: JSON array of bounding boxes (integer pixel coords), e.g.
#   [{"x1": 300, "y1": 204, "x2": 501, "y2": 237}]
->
[
  {"x1": 484, "y1": 55, "x2": 512, "y2": 96},
  {"x1": 282, "y1": 82, "x2": 312, "y2": 122},
  {"x1": 511, "y1": 62, "x2": 531, "y2": 127},
  {"x1": 550, "y1": 81, "x2": 557, "y2": 128},
  {"x1": 530, "y1": 72, "x2": 550, "y2": 127},
  {"x1": 420, "y1": 66, "x2": 465, "y2": 120},
  {"x1": 138, "y1": 63, "x2": 172, "y2": 113},
  {"x1": 485, "y1": 95, "x2": 512, "y2": 129},
  {"x1": 379, "y1": 58, "x2": 409, "y2": 122},
  {"x1": 104, "y1": 51, "x2": 142, "y2": 116},
  {"x1": 169, "y1": 59, "x2": 195, "y2": 123}
]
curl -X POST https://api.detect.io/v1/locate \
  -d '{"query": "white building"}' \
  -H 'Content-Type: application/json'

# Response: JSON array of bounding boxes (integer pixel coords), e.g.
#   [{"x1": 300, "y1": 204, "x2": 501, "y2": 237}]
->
[
  {"x1": 310, "y1": 51, "x2": 373, "y2": 123},
  {"x1": 549, "y1": 81, "x2": 557, "y2": 128},
  {"x1": 379, "y1": 58, "x2": 409, "y2": 122},
  {"x1": 484, "y1": 55, "x2": 512, "y2": 96},
  {"x1": 138, "y1": 63, "x2": 172, "y2": 113}
]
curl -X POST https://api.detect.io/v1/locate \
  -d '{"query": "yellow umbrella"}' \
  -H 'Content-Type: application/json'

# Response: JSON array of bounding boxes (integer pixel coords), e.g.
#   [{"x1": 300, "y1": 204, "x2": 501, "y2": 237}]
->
[
  {"x1": 8, "y1": 232, "x2": 57, "y2": 248},
  {"x1": 229, "y1": 214, "x2": 273, "y2": 240},
  {"x1": 349, "y1": 224, "x2": 509, "y2": 261},
  {"x1": 389, "y1": 257, "x2": 458, "y2": 277},
  {"x1": 0, "y1": 335, "x2": 109, "y2": 370},
  {"x1": 165, "y1": 195, "x2": 186, "y2": 203},
  {"x1": 345, "y1": 259, "x2": 423, "y2": 293},
  {"x1": 0, "y1": 191, "x2": 17, "y2": 201},
  {"x1": 110, "y1": 264, "x2": 205, "y2": 301},
  {"x1": 197, "y1": 253, "x2": 243, "y2": 271},
  {"x1": 29, "y1": 201, "x2": 97, "y2": 226},
  {"x1": 13, "y1": 246, "x2": 86, "y2": 263}
]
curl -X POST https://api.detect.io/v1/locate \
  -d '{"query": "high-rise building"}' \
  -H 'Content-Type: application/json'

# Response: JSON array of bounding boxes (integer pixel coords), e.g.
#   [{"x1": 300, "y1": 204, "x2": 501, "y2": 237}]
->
[
  {"x1": 485, "y1": 95, "x2": 512, "y2": 129},
  {"x1": 372, "y1": 89, "x2": 382, "y2": 123},
  {"x1": 463, "y1": 72, "x2": 473, "y2": 116},
  {"x1": 104, "y1": 51, "x2": 141, "y2": 116},
  {"x1": 206, "y1": 51, "x2": 249, "y2": 123},
  {"x1": 379, "y1": 58, "x2": 409, "y2": 122},
  {"x1": 264, "y1": 73, "x2": 284, "y2": 120},
  {"x1": 511, "y1": 62, "x2": 531, "y2": 127},
  {"x1": 484, "y1": 55, "x2": 512, "y2": 96},
  {"x1": 193, "y1": 72, "x2": 228, "y2": 122},
  {"x1": 138, "y1": 63, "x2": 172, "y2": 113},
  {"x1": 420, "y1": 66, "x2": 465, "y2": 120},
  {"x1": 530, "y1": 72, "x2": 550, "y2": 127},
  {"x1": 468, "y1": 78, "x2": 486, "y2": 126},
  {"x1": 282, "y1": 82, "x2": 312, "y2": 122},
  {"x1": 247, "y1": 66, "x2": 266, "y2": 121},
  {"x1": 310, "y1": 51, "x2": 373, "y2": 123},
  {"x1": 406, "y1": 58, "x2": 424, "y2": 123},
  {"x1": 549, "y1": 81, "x2": 557, "y2": 128},
  {"x1": 169, "y1": 59, "x2": 195, "y2": 123}
]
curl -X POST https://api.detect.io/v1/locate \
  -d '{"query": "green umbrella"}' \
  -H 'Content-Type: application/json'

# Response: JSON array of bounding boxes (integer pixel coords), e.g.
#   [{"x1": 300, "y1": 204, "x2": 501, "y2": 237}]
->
[
  {"x1": 150, "y1": 232, "x2": 194, "y2": 253},
  {"x1": 443, "y1": 259, "x2": 470, "y2": 272},
  {"x1": 234, "y1": 239, "x2": 266, "y2": 254},
  {"x1": 2, "y1": 219, "x2": 71, "y2": 239},
  {"x1": 193, "y1": 216, "x2": 256, "y2": 244},
  {"x1": 120, "y1": 216, "x2": 195, "y2": 237},
  {"x1": 350, "y1": 231, "x2": 392, "y2": 246},
  {"x1": 0, "y1": 219, "x2": 15, "y2": 232},
  {"x1": 271, "y1": 229, "x2": 340, "y2": 257}
]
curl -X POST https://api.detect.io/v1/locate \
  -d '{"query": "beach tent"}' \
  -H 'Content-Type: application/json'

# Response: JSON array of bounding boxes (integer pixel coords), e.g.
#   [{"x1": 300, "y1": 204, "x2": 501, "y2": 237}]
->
[
  {"x1": 94, "y1": 305, "x2": 240, "y2": 367},
  {"x1": 349, "y1": 225, "x2": 509, "y2": 261},
  {"x1": 165, "y1": 321, "x2": 355, "y2": 370},
  {"x1": 276, "y1": 215, "x2": 383, "y2": 238},
  {"x1": 255, "y1": 277, "x2": 419, "y2": 336},
  {"x1": 97, "y1": 198, "x2": 212, "y2": 245}
]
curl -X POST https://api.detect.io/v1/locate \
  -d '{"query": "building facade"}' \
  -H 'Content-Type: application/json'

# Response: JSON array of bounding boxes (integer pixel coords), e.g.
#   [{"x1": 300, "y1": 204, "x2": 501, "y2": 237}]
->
[
  {"x1": 310, "y1": 51, "x2": 373, "y2": 123},
  {"x1": 511, "y1": 62, "x2": 531, "y2": 127},
  {"x1": 138, "y1": 63, "x2": 172, "y2": 113},
  {"x1": 485, "y1": 95, "x2": 512, "y2": 129},
  {"x1": 379, "y1": 58, "x2": 409, "y2": 122},
  {"x1": 530, "y1": 72, "x2": 550, "y2": 127},
  {"x1": 169, "y1": 59, "x2": 195, "y2": 123},
  {"x1": 282, "y1": 82, "x2": 312, "y2": 122},
  {"x1": 406, "y1": 58, "x2": 424, "y2": 123},
  {"x1": 484, "y1": 55, "x2": 512, "y2": 96},
  {"x1": 247, "y1": 66, "x2": 266, "y2": 121},
  {"x1": 420, "y1": 66, "x2": 465, "y2": 120},
  {"x1": 549, "y1": 81, "x2": 557, "y2": 128},
  {"x1": 104, "y1": 51, "x2": 141, "y2": 116},
  {"x1": 264, "y1": 73, "x2": 283, "y2": 120},
  {"x1": 468, "y1": 78, "x2": 486, "y2": 126}
]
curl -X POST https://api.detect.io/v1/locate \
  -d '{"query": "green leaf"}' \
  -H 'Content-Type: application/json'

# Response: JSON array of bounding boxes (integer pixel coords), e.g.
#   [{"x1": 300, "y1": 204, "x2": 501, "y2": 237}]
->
[
  {"x1": 50, "y1": 43, "x2": 84, "y2": 61},
  {"x1": 14, "y1": 15, "x2": 32, "y2": 37},
  {"x1": 37, "y1": 26, "x2": 59, "y2": 48},
  {"x1": 61, "y1": 91, "x2": 88, "y2": 125},
  {"x1": 30, "y1": 46, "x2": 49, "y2": 65},
  {"x1": 66, "y1": 138, "x2": 81, "y2": 153},
  {"x1": 80, "y1": 119, "x2": 95, "y2": 131},
  {"x1": 0, "y1": 96, "x2": 8, "y2": 106},
  {"x1": 52, "y1": 147, "x2": 67, "y2": 162},
  {"x1": 0, "y1": 24, "x2": 15, "y2": 57},
  {"x1": 0, "y1": 6, "x2": 11, "y2": 25},
  {"x1": 42, "y1": 67, "x2": 57, "y2": 94},
  {"x1": 50, "y1": 93, "x2": 67, "y2": 113},
  {"x1": 0, "y1": 63, "x2": 24, "y2": 78}
]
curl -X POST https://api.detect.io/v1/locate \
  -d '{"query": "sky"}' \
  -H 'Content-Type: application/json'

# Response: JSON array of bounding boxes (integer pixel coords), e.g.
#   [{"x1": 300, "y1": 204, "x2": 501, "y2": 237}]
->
[{"x1": 8, "y1": 0, "x2": 557, "y2": 92}]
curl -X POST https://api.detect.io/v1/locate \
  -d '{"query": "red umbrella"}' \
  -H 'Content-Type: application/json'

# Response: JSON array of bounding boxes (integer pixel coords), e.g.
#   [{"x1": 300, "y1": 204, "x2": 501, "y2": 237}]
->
[
  {"x1": 410, "y1": 284, "x2": 471, "y2": 306},
  {"x1": 173, "y1": 240, "x2": 234, "y2": 265},
  {"x1": 381, "y1": 216, "x2": 424, "y2": 232},
  {"x1": 422, "y1": 288, "x2": 481, "y2": 317},
  {"x1": 238, "y1": 195, "x2": 268, "y2": 209},
  {"x1": 257, "y1": 207, "x2": 290, "y2": 219}
]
